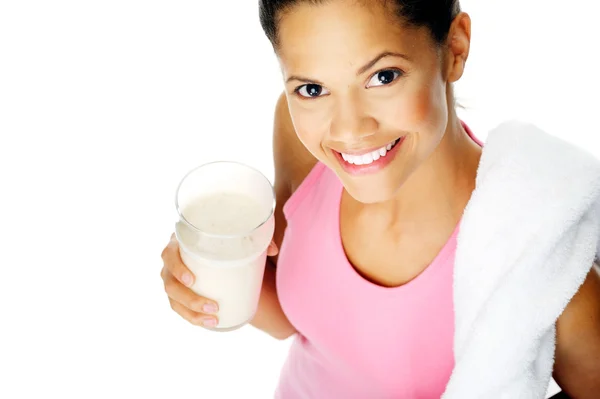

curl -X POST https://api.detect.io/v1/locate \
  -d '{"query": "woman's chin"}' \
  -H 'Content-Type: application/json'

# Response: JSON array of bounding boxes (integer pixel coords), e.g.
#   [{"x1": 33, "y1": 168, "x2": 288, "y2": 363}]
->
[{"x1": 342, "y1": 180, "x2": 400, "y2": 205}]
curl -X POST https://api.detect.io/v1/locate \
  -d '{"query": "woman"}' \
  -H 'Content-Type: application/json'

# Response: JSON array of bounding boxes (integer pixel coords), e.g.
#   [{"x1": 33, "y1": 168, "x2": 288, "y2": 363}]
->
[{"x1": 160, "y1": 0, "x2": 600, "y2": 397}]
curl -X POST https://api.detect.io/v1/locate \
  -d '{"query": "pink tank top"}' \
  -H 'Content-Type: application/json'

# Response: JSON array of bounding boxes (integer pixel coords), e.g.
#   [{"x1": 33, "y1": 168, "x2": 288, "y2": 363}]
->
[{"x1": 275, "y1": 124, "x2": 483, "y2": 398}]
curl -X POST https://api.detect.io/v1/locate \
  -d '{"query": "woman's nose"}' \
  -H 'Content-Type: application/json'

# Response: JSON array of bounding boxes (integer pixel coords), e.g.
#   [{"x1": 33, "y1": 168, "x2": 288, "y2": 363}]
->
[{"x1": 329, "y1": 95, "x2": 378, "y2": 143}]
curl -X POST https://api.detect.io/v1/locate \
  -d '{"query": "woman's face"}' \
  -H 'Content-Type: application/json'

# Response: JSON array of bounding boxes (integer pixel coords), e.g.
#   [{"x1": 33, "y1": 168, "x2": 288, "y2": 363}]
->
[{"x1": 276, "y1": 0, "x2": 464, "y2": 204}]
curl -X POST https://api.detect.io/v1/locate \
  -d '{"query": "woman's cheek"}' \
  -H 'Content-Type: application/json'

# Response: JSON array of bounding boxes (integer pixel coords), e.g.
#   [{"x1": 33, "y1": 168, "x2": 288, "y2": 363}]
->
[
  {"x1": 402, "y1": 82, "x2": 448, "y2": 135},
  {"x1": 296, "y1": 128, "x2": 325, "y2": 159},
  {"x1": 292, "y1": 110, "x2": 330, "y2": 157}
]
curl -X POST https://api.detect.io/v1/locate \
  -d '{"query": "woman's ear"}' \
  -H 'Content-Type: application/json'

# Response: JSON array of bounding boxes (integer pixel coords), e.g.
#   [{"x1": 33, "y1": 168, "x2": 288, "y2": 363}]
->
[{"x1": 445, "y1": 12, "x2": 471, "y2": 83}]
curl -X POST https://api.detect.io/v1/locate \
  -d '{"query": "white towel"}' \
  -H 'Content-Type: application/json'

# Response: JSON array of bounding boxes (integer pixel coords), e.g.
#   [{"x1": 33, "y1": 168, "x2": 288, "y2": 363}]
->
[{"x1": 442, "y1": 121, "x2": 600, "y2": 398}]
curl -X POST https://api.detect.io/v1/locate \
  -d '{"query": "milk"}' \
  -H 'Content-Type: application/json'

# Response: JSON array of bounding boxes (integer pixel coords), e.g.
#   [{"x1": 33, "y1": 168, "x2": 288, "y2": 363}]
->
[
  {"x1": 176, "y1": 192, "x2": 275, "y2": 331},
  {"x1": 182, "y1": 192, "x2": 267, "y2": 237}
]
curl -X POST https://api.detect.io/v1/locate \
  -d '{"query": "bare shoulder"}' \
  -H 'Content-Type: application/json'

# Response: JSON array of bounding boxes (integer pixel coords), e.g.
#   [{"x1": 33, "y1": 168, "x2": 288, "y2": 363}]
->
[
  {"x1": 270, "y1": 92, "x2": 317, "y2": 262},
  {"x1": 273, "y1": 92, "x2": 318, "y2": 193},
  {"x1": 553, "y1": 262, "x2": 600, "y2": 397}
]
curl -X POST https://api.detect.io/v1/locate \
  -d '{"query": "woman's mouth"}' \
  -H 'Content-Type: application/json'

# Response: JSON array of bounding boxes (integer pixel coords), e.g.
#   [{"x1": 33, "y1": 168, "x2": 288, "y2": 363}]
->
[{"x1": 333, "y1": 137, "x2": 404, "y2": 176}]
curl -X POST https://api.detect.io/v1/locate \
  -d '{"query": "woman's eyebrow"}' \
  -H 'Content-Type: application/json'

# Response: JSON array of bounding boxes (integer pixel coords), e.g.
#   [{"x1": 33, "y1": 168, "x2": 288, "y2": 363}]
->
[
  {"x1": 285, "y1": 75, "x2": 325, "y2": 85},
  {"x1": 357, "y1": 51, "x2": 411, "y2": 75}
]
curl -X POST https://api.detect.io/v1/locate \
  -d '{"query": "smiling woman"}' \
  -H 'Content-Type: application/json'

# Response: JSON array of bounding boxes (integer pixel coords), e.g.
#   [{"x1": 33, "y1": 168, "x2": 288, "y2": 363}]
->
[{"x1": 157, "y1": 0, "x2": 600, "y2": 398}]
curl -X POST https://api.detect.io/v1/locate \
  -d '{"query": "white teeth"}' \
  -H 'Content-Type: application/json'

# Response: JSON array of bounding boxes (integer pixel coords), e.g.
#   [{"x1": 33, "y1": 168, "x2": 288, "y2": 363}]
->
[{"x1": 340, "y1": 138, "x2": 399, "y2": 166}]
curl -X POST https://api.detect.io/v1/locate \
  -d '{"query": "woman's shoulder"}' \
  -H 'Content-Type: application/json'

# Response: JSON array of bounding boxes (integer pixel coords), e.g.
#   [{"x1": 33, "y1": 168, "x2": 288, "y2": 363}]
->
[
  {"x1": 269, "y1": 92, "x2": 320, "y2": 257},
  {"x1": 272, "y1": 92, "x2": 318, "y2": 194}
]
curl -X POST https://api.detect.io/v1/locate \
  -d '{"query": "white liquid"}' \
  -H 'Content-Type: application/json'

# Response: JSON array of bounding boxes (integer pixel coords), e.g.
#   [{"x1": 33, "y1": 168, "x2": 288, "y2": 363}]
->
[
  {"x1": 176, "y1": 192, "x2": 274, "y2": 330},
  {"x1": 184, "y1": 192, "x2": 267, "y2": 236}
]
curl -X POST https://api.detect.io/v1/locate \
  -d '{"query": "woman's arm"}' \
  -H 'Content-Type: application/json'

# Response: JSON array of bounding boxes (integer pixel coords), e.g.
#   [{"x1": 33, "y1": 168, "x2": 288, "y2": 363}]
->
[
  {"x1": 249, "y1": 93, "x2": 315, "y2": 340},
  {"x1": 250, "y1": 260, "x2": 296, "y2": 340},
  {"x1": 553, "y1": 262, "x2": 600, "y2": 398}
]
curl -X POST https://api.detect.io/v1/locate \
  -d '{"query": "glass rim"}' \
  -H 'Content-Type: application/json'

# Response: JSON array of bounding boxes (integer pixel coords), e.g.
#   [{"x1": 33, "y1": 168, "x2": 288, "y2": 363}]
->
[{"x1": 175, "y1": 160, "x2": 276, "y2": 239}]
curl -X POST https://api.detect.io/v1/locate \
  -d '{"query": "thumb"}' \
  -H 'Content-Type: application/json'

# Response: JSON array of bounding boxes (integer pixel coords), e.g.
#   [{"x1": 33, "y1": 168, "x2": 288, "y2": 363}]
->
[{"x1": 267, "y1": 240, "x2": 279, "y2": 256}]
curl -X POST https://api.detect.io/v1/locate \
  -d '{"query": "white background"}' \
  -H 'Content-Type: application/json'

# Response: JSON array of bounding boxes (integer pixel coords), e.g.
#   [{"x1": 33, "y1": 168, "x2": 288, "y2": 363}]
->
[{"x1": 1, "y1": 0, "x2": 597, "y2": 397}]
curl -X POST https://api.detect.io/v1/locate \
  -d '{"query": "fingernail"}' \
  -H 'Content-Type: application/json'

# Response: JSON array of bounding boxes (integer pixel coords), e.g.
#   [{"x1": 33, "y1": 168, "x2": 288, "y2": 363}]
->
[
  {"x1": 181, "y1": 273, "x2": 193, "y2": 287},
  {"x1": 202, "y1": 318, "x2": 217, "y2": 328},
  {"x1": 202, "y1": 303, "x2": 219, "y2": 314}
]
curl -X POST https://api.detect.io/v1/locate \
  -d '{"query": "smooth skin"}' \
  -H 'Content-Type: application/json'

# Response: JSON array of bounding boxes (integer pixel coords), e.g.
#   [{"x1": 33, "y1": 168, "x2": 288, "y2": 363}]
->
[{"x1": 161, "y1": 1, "x2": 600, "y2": 396}]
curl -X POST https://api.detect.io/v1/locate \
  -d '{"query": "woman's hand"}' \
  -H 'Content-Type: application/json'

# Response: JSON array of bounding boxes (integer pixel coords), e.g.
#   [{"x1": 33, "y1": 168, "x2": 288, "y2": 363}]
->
[
  {"x1": 160, "y1": 234, "x2": 279, "y2": 328},
  {"x1": 160, "y1": 234, "x2": 221, "y2": 328}
]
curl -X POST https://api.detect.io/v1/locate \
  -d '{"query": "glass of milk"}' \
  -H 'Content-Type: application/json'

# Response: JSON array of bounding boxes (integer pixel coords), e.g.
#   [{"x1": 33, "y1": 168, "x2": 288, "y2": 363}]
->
[{"x1": 174, "y1": 161, "x2": 275, "y2": 332}]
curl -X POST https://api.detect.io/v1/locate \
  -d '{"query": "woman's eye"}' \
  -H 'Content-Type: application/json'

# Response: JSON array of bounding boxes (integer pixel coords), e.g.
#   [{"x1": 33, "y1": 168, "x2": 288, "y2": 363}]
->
[
  {"x1": 296, "y1": 84, "x2": 329, "y2": 98},
  {"x1": 367, "y1": 69, "x2": 402, "y2": 87}
]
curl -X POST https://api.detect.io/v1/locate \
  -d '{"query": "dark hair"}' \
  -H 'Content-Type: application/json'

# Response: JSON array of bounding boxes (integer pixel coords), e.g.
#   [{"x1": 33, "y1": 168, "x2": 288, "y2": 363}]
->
[{"x1": 259, "y1": 0, "x2": 461, "y2": 49}]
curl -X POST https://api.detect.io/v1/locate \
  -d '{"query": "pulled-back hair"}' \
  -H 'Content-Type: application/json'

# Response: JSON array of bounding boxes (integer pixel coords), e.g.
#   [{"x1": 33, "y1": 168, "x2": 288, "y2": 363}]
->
[{"x1": 259, "y1": 0, "x2": 461, "y2": 48}]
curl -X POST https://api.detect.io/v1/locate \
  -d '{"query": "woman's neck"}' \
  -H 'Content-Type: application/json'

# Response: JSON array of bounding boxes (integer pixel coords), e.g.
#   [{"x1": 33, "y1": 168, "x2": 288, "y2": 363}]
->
[{"x1": 358, "y1": 114, "x2": 482, "y2": 234}]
